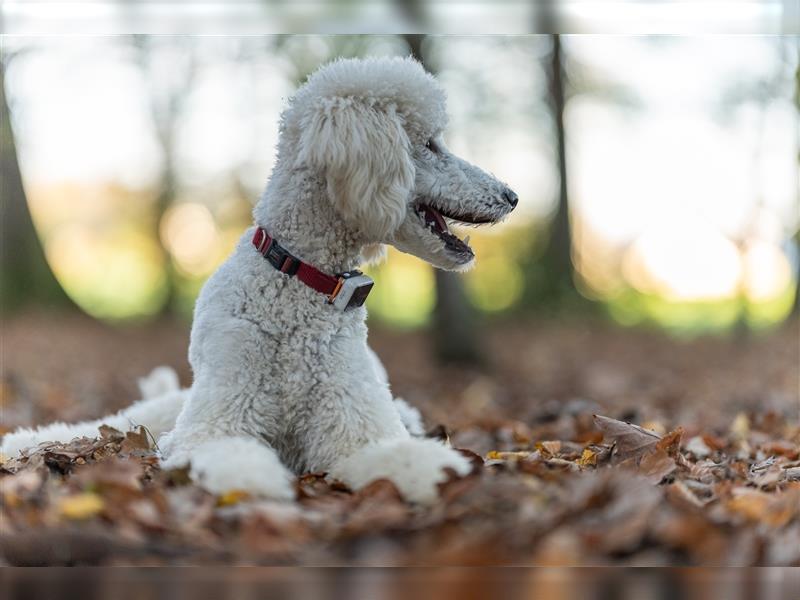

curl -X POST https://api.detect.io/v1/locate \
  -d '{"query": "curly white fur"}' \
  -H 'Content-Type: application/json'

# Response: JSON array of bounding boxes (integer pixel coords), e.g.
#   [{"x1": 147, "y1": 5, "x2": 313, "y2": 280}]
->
[{"x1": 1, "y1": 57, "x2": 516, "y2": 505}]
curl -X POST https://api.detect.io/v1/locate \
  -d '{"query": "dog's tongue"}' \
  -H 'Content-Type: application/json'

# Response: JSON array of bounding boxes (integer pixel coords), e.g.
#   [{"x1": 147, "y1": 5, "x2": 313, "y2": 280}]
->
[{"x1": 423, "y1": 205, "x2": 448, "y2": 232}]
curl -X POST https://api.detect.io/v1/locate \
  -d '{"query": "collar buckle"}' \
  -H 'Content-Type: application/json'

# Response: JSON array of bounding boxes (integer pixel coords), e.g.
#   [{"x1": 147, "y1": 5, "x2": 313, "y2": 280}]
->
[
  {"x1": 253, "y1": 228, "x2": 300, "y2": 276},
  {"x1": 253, "y1": 227, "x2": 270, "y2": 254}
]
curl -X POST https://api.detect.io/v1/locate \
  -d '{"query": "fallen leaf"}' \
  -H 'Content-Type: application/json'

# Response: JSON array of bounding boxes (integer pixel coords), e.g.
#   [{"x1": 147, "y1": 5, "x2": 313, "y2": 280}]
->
[
  {"x1": 120, "y1": 426, "x2": 152, "y2": 455},
  {"x1": 593, "y1": 415, "x2": 662, "y2": 461},
  {"x1": 725, "y1": 487, "x2": 800, "y2": 528},
  {"x1": 59, "y1": 492, "x2": 105, "y2": 520},
  {"x1": 760, "y1": 440, "x2": 800, "y2": 460},
  {"x1": 750, "y1": 465, "x2": 783, "y2": 488},
  {"x1": 577, "y1": 447, "x2": 597, "y2": 467},
  {"x1": 574, "y1": 471, "x2": 662, "y2": 554},
  {"x1": 656, "y1": 427, "x2": 683, "y2": 456},
  {"x1": 341, "y1": 479, "x2": 409, "y2": 536},
  {"x1": 536, "y1": 440, "x2": 562, "y2": 456},
  {"x1": 701, "y1": 434, "x2": 728, "y2": 451},
  {"x1": 637, "y1": 449, "x2": 677, "y2": 484},
  {"x1": 665, "y1": 480, "x2": 707, "y2": 509},
  {"x1": 72, "y1": 457, "x2": 143, "y2": 492},
  {"x1": 98, "y1": 425, "x2": 124, "y2": 441},
  {"x1": 485, "y1": 450, "x2": 535, "y2": 461},
  {"x1": 217, "y1": 489, "x2": 251, "y2": 507}
]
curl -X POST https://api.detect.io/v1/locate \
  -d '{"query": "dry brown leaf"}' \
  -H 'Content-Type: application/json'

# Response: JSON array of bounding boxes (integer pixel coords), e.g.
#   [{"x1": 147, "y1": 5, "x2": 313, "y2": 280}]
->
[
  {"x1": 97, "y1": 425, "x2": 124, "y2": 441},
  {"x1": 574, "y1": 471, "x2": 662, "y2": 554},
  {"x1": 665, "y1": 480, "x2": 707, "y2": 510},
  {"x1": 72, "y1": 457, "x2": 144, "y2": 492},
  {"x1": 120, "y1": 426, "x2": 152, "y2": 454},
  {"x1": 760, "y1": 440, "x2": 800, "y2": 460},
  {"x1": 593, "y1": 414, "x2": 662, "y2": 461},
  {"x1": 535, "y1": 440, "x2": 562, "y2": 456},
  {"x1": 637, "y1": 449, "x2": 677, "y2": 484},
  {"x1": 341, "y1": 479, "x2": 409, "y2": 536},
  {"x1": 725, "y1": 487, "x2": 800, "y2": 528},
  {"x1": 656, "y1": 427, "x2": 684, "y2": 457}
]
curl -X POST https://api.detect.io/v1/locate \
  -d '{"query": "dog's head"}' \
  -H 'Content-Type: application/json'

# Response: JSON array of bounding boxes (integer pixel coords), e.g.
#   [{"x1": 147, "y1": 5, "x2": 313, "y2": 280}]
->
[{"x1": 287, "y1": 56, "x2": 517, "y2": 271}]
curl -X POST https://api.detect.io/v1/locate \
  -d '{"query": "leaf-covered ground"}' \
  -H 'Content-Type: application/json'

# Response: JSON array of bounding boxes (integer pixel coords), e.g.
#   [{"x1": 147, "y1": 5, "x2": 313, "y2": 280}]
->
[{"x1": 1, "y1": 313, "x2": 798, "y2": 566}]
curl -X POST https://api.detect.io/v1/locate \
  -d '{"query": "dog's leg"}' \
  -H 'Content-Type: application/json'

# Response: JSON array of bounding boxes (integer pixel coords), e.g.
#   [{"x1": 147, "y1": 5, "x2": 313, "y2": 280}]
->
[
  {"x1": 160, "y1": 431, "x2": 295, "y2": 500},
  {"x1": 159, "y1": 424, "x2": 295, "y2": 500},
  {"x1": 157, "y1": 379, "x2": 295, "y2": 500},
  {"x1": 306, "y1": 370, "x2": 469, "y2": 505},
  {"x1": 366, "y1": 346, "x2": 424, "y2": 436}
]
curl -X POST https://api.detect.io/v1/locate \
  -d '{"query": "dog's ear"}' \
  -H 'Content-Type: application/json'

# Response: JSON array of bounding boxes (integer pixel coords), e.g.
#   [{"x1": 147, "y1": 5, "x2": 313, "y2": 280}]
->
[{"x1": 297, "y1": 98, "x2": 414, "y2": 240}]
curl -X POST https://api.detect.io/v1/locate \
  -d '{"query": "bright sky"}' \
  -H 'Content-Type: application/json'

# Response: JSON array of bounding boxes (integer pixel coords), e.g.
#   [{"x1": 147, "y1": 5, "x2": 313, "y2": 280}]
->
[{"x1": 567, "y1": 36, "x2": 798, "y2": 244}]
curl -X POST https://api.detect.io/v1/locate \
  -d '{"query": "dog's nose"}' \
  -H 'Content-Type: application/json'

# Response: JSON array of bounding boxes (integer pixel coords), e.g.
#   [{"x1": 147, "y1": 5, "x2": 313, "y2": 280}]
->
[{"x1": 502, "y1": 188, "x2": 519, "y2": 209}]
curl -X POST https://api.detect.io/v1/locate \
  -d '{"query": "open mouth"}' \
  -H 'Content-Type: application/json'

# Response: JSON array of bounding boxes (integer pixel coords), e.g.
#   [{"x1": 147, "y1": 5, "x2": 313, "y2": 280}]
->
[{"x1": 415, "y1": 203, "x2": 495, "y2": 258}]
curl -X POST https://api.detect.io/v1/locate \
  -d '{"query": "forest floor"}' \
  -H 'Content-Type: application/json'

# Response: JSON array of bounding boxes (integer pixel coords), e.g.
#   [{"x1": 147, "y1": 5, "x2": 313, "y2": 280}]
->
[{"x1": 1, "y1": 312, "x2": 798, "y2": 566}]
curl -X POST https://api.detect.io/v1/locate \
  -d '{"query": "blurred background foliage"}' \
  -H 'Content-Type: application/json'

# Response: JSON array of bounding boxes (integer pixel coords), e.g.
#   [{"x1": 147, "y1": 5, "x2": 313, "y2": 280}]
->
[{"x1": 1, "y1": 34, "x2": 798, "y2": 357}]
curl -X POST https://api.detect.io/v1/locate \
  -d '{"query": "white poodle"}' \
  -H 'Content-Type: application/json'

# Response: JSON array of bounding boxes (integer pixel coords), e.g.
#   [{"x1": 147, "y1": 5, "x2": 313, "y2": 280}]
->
[{"x1": 2, "y1": 57, "x2": 518, "y2": 504}]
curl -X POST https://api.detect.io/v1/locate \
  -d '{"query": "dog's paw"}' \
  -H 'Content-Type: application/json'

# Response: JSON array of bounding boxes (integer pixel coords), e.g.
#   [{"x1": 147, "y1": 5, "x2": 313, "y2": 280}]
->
[
  {"x1": 331, "y1": 437, "x2": 471, "y2": 505},
  {"x1": 183, "y1": 436, "x2": 295, "y2": 501}
]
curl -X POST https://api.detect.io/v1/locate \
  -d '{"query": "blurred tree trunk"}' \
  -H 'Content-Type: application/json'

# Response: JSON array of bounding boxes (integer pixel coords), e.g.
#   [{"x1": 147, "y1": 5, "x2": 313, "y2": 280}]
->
[
  {"x1": 540, "y1": 34, "x2": 578, "y2": 299},
  {"x1": 403, "y1": 33, "x2": 484, "y2": 366},
  {"x1": 527, "y1": 3, "x2": 583, "y2": 308},
  {"x1": 794, "y1": 56, "x2": 800, "y2": 316},
  {"x1": 0, "y1": 61, "x2": 75, "y2": 314}
]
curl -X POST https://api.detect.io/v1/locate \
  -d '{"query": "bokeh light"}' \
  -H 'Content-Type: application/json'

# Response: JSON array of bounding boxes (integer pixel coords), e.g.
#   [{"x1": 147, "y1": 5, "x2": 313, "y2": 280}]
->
[
  {"x1": 46, "y1": 223, "x2": 167, "y2": 320},
  {"x1": 160, "y1": 202, "x2": 220, "y2": 277},
  {"x1": 624, "y1": 219, "x2": 743, "y2": 302}
]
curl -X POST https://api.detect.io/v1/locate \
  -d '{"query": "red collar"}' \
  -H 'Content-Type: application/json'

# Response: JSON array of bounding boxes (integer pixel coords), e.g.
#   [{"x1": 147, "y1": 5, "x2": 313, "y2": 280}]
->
[{"x1": 251, "y1": 227, "x2": 373, "y2": 310}]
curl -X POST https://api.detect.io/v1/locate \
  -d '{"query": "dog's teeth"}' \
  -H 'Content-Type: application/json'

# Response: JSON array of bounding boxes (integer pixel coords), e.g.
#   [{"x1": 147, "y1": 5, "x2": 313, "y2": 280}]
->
[{"x1": 463, "y1": 235, "x2": 471, "y2": 246}]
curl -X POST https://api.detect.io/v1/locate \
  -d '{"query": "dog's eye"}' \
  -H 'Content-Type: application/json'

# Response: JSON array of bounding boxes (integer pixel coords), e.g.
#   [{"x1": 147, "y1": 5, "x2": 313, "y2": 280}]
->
[{"x1": 425, "y1": 139, "x2": 439, "y2": 154}]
